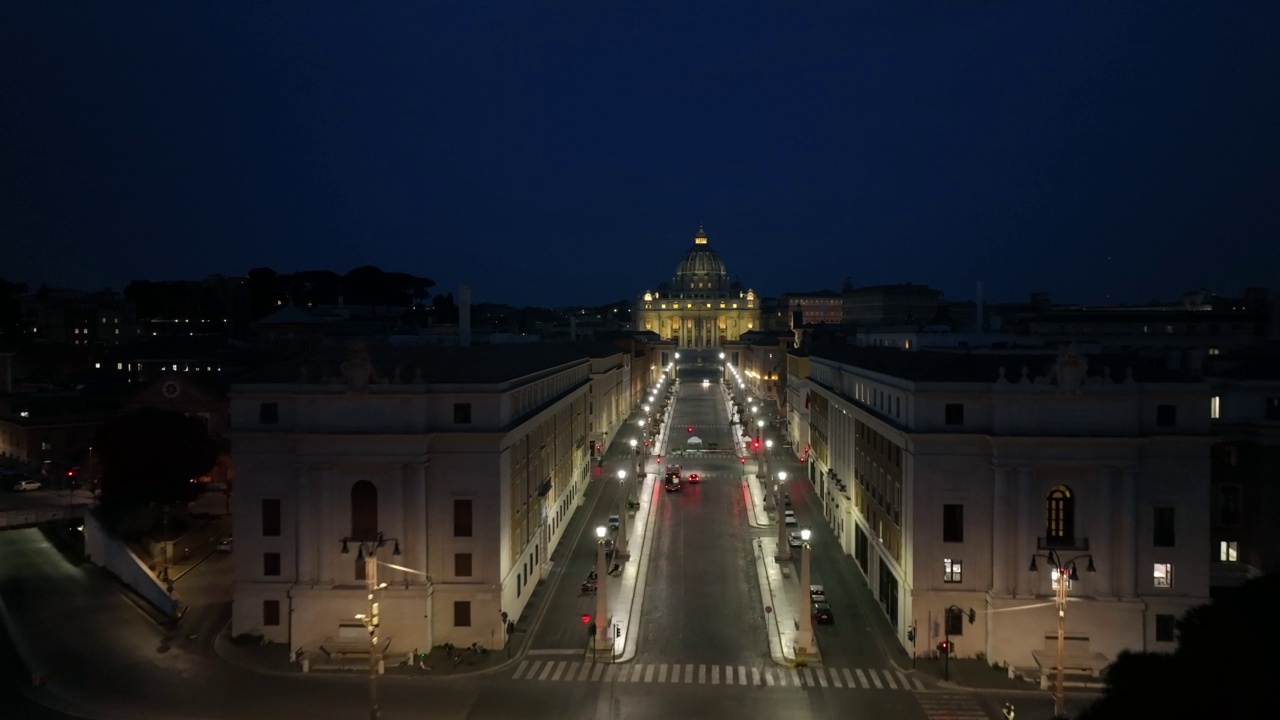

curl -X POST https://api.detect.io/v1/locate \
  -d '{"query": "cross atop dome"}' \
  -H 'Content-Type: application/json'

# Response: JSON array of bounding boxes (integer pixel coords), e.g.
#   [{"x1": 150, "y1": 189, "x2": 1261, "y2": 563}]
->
[{"x1": 694, "y1": 226, "x2": 708, "y2": 245}]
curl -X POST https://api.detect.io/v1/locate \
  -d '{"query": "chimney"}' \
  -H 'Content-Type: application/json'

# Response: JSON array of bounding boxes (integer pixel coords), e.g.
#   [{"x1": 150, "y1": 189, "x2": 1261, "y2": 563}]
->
[
  {"x1": 975, "y1": 281, "x2": 984, "y2": 333},
  {"x1": 459, "y1": 284, "x2": 472, "y2": 348}
]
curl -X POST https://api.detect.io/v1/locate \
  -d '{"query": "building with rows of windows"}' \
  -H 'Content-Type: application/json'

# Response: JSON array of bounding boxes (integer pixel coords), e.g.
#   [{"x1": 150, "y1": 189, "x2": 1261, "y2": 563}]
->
[
  {"x1": 788, "y1": 344, "x2": 1212, "y2": 675},
  {"x1": 634, "y1": 227, "x2": 760, "y2": 348},
  {"x1": 227, "y1": 340, "x2": 646, "y2": 661}
]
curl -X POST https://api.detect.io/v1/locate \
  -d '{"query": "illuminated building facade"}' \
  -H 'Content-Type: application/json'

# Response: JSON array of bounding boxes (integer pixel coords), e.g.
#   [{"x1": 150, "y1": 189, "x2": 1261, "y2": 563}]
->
[{"x1": 635, "y1": 228, "x2": 760, "y2": 348}]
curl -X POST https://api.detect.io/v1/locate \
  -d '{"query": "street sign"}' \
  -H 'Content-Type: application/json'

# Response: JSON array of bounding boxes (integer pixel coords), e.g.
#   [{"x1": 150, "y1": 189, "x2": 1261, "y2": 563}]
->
[{"x1": 765, "y1": 606, "x2": 772, "y2": 614}]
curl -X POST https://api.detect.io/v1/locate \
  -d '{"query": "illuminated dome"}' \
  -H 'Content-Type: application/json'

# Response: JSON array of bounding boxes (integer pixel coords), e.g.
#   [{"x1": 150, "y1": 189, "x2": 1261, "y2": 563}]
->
[{"x1": 674, "y1": 227, "x2": 728, "y2": 294}]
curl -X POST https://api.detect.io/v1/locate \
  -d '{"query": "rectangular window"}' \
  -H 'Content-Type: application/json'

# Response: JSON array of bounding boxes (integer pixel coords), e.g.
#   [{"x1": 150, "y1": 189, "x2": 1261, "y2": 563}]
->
[
  {"x1": 453, "y1": 403, "x2": 472, "y2": 424},
  {"x1": 263, "y1": 600, "x2": 280, "y2": 627},
  {"x1": 263, "y1": 552, "x2": 281, "y2": 577},
  {"x1": 1153, "y1": 562, "x2": 1173, "y2": 588},
  {"x1": 1156, "y1": 404, "x2": 1177, "y2": 427},
  {"x1": 261, "y1": 498, "x2": 281, "y2": 537},
  {"x1": 454, "y1": 552, "x2": 473, "y2": 577},
  {"x1": 1153, "y1": 507, "x2": 1175, "y2": 547},
  {"x1": 945, "y1": 607, "x2": 965, "y2": 636},
  {"x1": 1266, "y1": 397, "x2": 1280, "y2": 421},
  {"x1": 258, "y1": 402, "x2": 279, "y2": 424},
  {"x1": 453, "y1": 499, "x2": 473, "y2": 537},
  {"x1": 944, "y1": 403, "x2": 965, "y2": 426},
  {"x1": 1219, "y1": 540, "x2": 1238, "y2": 562},
  {"x1": 1210, "y1": 396, "x2": 1220, "y2": 419},
  {"x1": 942, "y1": 504, "x2": 964, "y2": 543},
  {"x1": 453, "y1": 600, "x2": 472, "y2": 627},
  {"x1": 943, "y1": 558, "x2": 962, "y2": 583},
  {"x1": 1155, "y1": 614, "x2": 1176, "y2": 643}
]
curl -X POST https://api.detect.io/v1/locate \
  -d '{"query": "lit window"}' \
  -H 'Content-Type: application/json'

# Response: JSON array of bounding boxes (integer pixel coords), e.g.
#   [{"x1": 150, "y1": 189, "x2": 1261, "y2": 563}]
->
[
  {"x1": 1219, "y1": 541, "x2": 1238, "y2": 562},
  {"x1": 1208, "y1": 347, "x2": 1220, "y2": 356},
  {"x1": 943, "y1": 558, "x2": 962, "y2": 583},
  {"x1": 1153, "y1": 563, "x2": 1173, "y2": 588},
  {"x1": 94, "y1": 362, "x2": 101, "y2": 369},
  {"x1": 1210, "y1": 396, "x2": 1220, "y2": 419}
]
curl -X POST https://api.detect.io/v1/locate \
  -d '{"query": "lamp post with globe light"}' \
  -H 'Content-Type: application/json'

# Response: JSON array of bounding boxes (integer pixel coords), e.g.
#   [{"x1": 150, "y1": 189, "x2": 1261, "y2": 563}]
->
[
  {"x1": 629, "y1": 438, "x2": 641, "y2": 478},
  {"x1": 615, "y1": 470, "x2": 630, "y2": 558},
  {"x1": 756, "y1": 419, "x2": 766, "y2": 478},
  {"x1": 1029, "y1": 550, "x2": 1096, "y2": 719},
  {"x1": 775, "y1": 471, "x2": 790, "y2": 560},
  {"x1": 340, "y1": 533, "x2": 403, "y2": 720},
  {"x1": 764, "y1": 439, "x2": 774, "y2": 484},
  {"x1": 595, "y1": 526, "x2": 610, "y2": 653},
  {"x1": 798, "y1": 528, "x2": 815, "y2": 656}
]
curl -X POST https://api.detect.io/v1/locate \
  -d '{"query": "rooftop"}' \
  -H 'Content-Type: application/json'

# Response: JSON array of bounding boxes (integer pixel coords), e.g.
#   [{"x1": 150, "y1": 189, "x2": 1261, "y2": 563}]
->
[
  {"x1": 237, "y1": 341, "x2": 624, "y2": 386},
  {"x1": 808, "y1": 345, "x2": 1201, "y2": 384}
]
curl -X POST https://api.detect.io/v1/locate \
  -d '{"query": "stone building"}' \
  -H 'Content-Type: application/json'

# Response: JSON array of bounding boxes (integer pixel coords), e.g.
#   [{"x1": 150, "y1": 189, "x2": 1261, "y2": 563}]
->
[
  {"x1": 635, "y1": 228, "x2": 760, "y2": 348},
  {"x1": 228, "y1": 341, "x2": 646, "y2": 660},
  {"x1": 793, "y1": 344, "x2": 1212, "y2": 675}
]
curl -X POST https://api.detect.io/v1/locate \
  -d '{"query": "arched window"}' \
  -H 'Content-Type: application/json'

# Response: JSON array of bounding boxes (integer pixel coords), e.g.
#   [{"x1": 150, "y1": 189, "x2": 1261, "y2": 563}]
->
[
  {"x1": 1046, "y1": 485, "x2": 1075, "y2": 546},
  {"x1": 350, "y1": 480, "x2": 378, "y2": 541}
]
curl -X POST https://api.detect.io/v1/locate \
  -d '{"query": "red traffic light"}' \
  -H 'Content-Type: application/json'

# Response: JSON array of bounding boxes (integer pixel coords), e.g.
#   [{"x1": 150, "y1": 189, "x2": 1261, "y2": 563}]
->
[
  {"x1": 937, "y1": 641, "x2": 952, "y2": 653},
  {"x1": 581, "y1": 613, "x2": 591, "y2": 625},
  {"x1": 740, "y1": 458, "x2": 746, "y2": 465},
  {"x1": 687, "y1": 426, "x2": 693, "y2": 433}
]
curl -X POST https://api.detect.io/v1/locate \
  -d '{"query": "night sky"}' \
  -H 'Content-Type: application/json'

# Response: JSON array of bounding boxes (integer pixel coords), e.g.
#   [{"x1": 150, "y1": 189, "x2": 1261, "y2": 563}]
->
[{"x1": 2, "y1": 2, "x2": 1278, "y2": 307}]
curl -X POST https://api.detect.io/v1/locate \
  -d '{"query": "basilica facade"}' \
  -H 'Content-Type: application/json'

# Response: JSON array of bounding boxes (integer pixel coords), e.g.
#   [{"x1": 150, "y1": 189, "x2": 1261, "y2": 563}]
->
[{"x1": 635, "y1": 228, "x2": 760, "y2": 348}]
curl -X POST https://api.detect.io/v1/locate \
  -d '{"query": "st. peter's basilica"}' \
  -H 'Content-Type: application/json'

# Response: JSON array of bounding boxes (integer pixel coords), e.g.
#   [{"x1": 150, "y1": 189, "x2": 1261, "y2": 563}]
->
[{"x1": 635, "y1": 228, "x2": 760, "y2": 348}]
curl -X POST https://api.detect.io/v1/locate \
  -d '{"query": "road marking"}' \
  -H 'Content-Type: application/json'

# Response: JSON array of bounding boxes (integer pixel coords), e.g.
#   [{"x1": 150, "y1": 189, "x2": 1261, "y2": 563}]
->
[
  {"x1": 738, "y1": 665, "x2": 747, "y2": 685},
  {"x1": 527, "y1": 649, "x2": 582, "y2": 655},
  {"x1": 869, "y1": 669, "x2": 883, "y2": 689},
  {"x1": 577, "y1": 663, "x2": 591, "y2": 681},
  {"x1": 752, "y1": 667, "x2": 762, "y2": 686},
  {"x1": 841, "y1": 668, "x2": 855, "y2": 687},
  {"x1": 658, "y1": 663, "x2": 668, "y2": 683},
  {"x1": 698, "y1": 664, "x2": 707, "y2": 684},
  {"x1": 815, "y1": 668, "x2": 827, "y2": 687},
  {"x1": 790, "y1": 667, "x2": 801, "y2": 686},
  {"x1": 882, "y1": 669, "x2": 897, "y2": 689},
  {"x1": 604, "y1": 664, "x2": 617, "y2": 682},
  {"x1": 912, "y1": 676, "x2": 925, "y2": 691},
  {"x1": 644, "y1": 664, "x2": 655, "y2": 682},
  {"x1": 896, "y1": 671, "x2": 912, "y2": 690},
  {"x1": 711, "y1": 664, "x2": 720, "y2": 685},
  {"x1": 764, "y1": 669, "x2": 776, "y2": 686},
  {"x1": 685, "y1": 664, "x2": 694, "y2": 683},
  {"x1": 856, "y1": 669, "x2": 868, "y2": 687},
  {"x1": 802, "y1": 667, "x2": 815, "y2": 686},
  {"x1": 551, "y1": 661, "x2": 566, "y2": 681},
  {"x1": 511, "y1": 661, "x2": 918, "y2": 691},
  {"x1": 591, "y1": 663, "x2": 604, "y2": 681},
  {"x1": 513, "y1": 661, "x2": 529, "y2": 680},
  {"x1": 537, "y1": 661, "x2": 553, "y2": 681}
]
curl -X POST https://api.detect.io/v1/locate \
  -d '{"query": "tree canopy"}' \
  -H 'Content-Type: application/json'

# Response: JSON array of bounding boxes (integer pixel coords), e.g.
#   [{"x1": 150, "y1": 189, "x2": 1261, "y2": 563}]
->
[
  {"x1": 1079, "y1": 573, "x2": 1280, "y2": 720},
  {"x1": 92, "y1": 406, "x2": 219, "y2": 524}
]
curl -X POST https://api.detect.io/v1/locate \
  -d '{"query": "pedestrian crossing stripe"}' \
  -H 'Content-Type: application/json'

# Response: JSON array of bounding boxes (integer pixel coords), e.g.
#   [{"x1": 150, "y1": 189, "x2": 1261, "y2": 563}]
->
[
  {"x1": 510, "y1": 660, "x2": 925, "y2": 691},
  {"x1": 916, "y1": 693, "x2": 988, "y2": 719}
]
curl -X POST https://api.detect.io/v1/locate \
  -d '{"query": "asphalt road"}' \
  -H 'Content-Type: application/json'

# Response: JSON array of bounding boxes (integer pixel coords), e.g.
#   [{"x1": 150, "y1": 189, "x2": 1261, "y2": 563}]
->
[{"x1": 636, "y1": 369, "x2": 769, "y2": 665}]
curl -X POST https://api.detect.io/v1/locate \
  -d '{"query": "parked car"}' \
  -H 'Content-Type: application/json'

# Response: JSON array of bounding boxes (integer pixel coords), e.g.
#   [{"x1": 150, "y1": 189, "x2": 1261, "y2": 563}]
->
[
  {"x1": 607, "y1": 515, "x2": 621, "y2": 531},
  {"x1": 810, "y1": 585, "x2": 826, "y2": 602},
  {"x1": 788, "y1": 532, "x2": 804, "y2": 549},
  {"x1": 783, "y1": 492, "x2": 792, "y2": 506},
  {"x1": 12, "y1": 480, "x2": 42, "y2": 492},
  {"x1": 811, "y1": 602, "x2": 834, "y2": 625},
  {"x1": 215, "y1": 536, "x2": 233, "y2": 553},
  {"x1": 784, "y1": 510, "x2": 798, "y2": 526}
]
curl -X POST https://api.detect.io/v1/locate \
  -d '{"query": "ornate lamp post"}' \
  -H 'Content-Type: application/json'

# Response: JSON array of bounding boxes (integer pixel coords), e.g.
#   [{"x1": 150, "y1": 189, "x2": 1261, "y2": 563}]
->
[
  {"x1": 764, "y1": 439, "x2": 774, "y2": 482},
  {"x1": 629, "y1": 438, "x2": 640, "y2": 477},
  {"x1": 755, "y1": 419, "x2": 766, "y2": 479},
  {"x1": 798, "y1": 528, "x2": 815, "y2": 655},
  {"x1": 595, "y1": 526, "x2": 611, "y2": 653},
  {"x1": 341, "y1": 533, "x2": 402, "y2": 720},
  {"x1": 775, "y1": 471, "x2": 790, "y2": 560},
  {"x1": 1030, "y1": 550, "x2": 1096, "y2": 719},
  {"x1": 615, "y1": 470, "x2": 630, "y2": 559}
]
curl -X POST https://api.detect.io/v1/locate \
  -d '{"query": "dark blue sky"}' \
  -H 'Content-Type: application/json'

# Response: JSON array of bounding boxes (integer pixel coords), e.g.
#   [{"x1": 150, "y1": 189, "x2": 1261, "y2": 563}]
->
[{"x1": 3, "y1": 2, "x2": 1278, "y2": 307}]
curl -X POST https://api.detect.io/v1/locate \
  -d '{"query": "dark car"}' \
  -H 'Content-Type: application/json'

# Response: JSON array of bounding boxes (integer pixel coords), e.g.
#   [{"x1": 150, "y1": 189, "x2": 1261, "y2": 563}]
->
[
  {"x1": 688, "y1": 473, "x2": 700, "y2": 484},
  {"x1": 811, "y1": 602, "x2": 834, "y2": 625}
]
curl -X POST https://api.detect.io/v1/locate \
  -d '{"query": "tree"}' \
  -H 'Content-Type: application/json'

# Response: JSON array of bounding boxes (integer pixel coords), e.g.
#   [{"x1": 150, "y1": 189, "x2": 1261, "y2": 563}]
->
[
  {"x1": 92, "y1": 407, "x2": 219, "y2": 532},
  {"x1": 1079, "y1": 573, "x2": 1280, "y2": 720}
]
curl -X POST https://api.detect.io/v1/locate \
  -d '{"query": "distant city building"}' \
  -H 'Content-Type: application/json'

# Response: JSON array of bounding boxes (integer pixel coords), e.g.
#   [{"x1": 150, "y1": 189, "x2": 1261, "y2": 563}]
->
[
  {"x1": 781, "y1": 291, "x2": 844, "y2": 328},
  {"x1": 635, "y1": 228, "x2": 760, "y2": 348},
  {"x1": 227, "y1": 341, "x2": 655, "y2": 660},
  {"x1": 842, "y1": 283, "x2": 944, "y2": 327},
  {"x1": 789, "y1": 344, "x2": 1212, "y2": 675}
]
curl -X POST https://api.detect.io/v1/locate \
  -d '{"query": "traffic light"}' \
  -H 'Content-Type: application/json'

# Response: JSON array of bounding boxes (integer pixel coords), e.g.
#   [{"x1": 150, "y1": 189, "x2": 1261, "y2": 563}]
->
[
  {"x1": 687, "y1": 426, "x2": 694, "y2": 433},
  {"x1": 937, "y1": 640, "x2": 952, "y2": 654},
  {"x1": 740, "y1": 457, "x2": 746, "y2": 465},
  {"x1": 581, "y1": 613, "x2": 591, "y2": 625}
]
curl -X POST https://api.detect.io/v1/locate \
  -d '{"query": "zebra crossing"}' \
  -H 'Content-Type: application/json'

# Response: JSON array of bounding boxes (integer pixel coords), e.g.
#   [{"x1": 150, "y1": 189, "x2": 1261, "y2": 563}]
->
[{"x1": 510, "y1": 659, "x2": 925, "y2": 691}]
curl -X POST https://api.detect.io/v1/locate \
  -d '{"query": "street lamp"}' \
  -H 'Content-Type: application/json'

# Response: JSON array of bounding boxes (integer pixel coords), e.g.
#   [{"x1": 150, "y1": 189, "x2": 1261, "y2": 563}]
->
[
  {"x1": 341, "y1": 533, "x2": 402, "y2": 720},
  {"x1": 629, "y1": 438, "x2": 640, "y2": 476},
  {"x1": 939, "y1": 604, "x2": 975, "y2": 681},
  {"x1": 798, "y1": 528, "x2": 815, "y2": 656},
  {"x1": 1030, "y1": 550, "x2": 1096, "y2": 719},
  {"x1": 775, "y1": 471, "x2": 790, "y2": 560},
  {"x1": 764, "y1": 439, "x2": 774, "y2": 482},
  {"x1": 595, "y1": 526, "x2": 610, "y2": 653},
  {"x1": 755, "y1": 420, "x2": 766, "y2": 479},
  {"x1": 615, "y1": 470, "x2": 630, "y2": 558}
]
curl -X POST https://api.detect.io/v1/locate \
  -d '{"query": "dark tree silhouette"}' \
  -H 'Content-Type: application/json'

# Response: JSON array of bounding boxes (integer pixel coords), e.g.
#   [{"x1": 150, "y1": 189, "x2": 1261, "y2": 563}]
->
[
  {"x1": 1079, "y1": 573, "x2": 1280, "y2": 720},
  {"x1": 93, "y1": 407, "x2": 219, "y2": 531}
]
